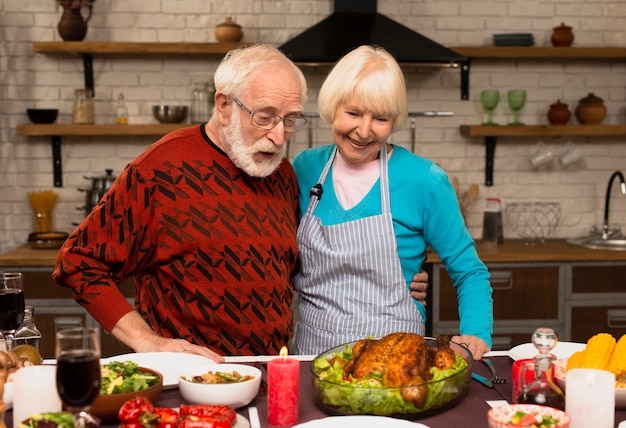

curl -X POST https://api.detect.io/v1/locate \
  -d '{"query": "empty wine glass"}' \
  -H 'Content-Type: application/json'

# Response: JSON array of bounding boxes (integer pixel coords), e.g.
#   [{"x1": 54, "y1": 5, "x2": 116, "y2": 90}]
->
[
  {"x1": 480, "y1": 90, "x2": 500, "y2": 125},
  {"x1": 508, "y1": 89, "x2": 527, "y2": 125},
  {"x1": 55, "y1": 327, "x2": 101, "y2": 428},
  {"x1": 0, "y1": 272, "x2": 26, "y2": 351}
]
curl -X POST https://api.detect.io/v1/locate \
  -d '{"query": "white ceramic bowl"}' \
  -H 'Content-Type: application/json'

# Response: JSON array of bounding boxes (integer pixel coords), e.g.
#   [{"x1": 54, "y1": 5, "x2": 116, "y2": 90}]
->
[
  {"x1": 554, "y1": 358, "x2": 626, "y2": 408},
  {"x1": 178, "y1": 363, "x2": 262, "y2": 408},
  {"x1": 487, "y1": 404, "x2": 570, "y2": 428}
]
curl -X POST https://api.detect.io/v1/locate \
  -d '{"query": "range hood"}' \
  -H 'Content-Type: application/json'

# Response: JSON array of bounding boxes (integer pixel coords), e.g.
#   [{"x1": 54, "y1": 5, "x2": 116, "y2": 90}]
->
[{"x1": 279, "y1": 0, "x2": 470, "y2": 99}]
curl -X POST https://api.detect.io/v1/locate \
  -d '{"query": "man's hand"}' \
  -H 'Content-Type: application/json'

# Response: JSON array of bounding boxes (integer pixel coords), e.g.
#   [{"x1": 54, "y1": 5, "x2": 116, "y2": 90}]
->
[
  {"x1": 111, "y1": 311, "x2": 224, "y2": 362},
  {"x1": 410, "y1": 271, "x2": 429, "y2": 306}
]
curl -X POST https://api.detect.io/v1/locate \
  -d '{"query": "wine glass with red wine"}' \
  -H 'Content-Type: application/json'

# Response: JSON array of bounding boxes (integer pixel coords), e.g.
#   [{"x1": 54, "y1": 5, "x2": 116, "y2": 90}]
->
[
  {"x1": 55, "y1": 327, "x2": 101, "y2": 428},
  {"x1": 0, "y1": 272, "x2": 26, "y2": 351}
]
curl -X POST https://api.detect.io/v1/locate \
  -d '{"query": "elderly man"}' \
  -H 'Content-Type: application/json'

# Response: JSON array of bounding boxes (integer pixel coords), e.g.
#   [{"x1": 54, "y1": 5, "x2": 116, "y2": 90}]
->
[{"x1": 53, "y1": 44, "x2": 309, "y2": 361}]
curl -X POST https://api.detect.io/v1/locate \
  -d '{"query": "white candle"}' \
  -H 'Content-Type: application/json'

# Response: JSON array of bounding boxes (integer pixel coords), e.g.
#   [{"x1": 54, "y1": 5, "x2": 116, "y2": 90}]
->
[{"x1": 565, "y1": 368, "x2": 615, "y2": 428}]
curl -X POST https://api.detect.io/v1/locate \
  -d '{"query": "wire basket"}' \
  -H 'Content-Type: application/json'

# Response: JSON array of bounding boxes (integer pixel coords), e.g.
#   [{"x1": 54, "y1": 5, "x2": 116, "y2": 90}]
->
[{"x1": 505, "y1": 202, "x2": 561, "y2": 245}]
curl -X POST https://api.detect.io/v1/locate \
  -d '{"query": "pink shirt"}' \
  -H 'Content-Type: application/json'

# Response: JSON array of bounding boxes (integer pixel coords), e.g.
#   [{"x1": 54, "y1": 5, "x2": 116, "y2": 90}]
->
[{"x1": 333, "y1": 148, "x2": 392, "y2": 210}]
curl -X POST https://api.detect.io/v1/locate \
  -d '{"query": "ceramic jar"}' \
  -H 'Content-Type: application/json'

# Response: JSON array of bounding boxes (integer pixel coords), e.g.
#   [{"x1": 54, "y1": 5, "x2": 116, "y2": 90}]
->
[
  {"x1": 215, "y1": 17, "x2": 243, "y2": 43},
  {"x1": 551, "y1": 23, "x2": 574, "y2": 47},
  {"x1": 547, "y1": 100, "x2": 571, "y2": 125},
  {"x1": 575, "y1": 93, "x2": 607, "y2": 125}
]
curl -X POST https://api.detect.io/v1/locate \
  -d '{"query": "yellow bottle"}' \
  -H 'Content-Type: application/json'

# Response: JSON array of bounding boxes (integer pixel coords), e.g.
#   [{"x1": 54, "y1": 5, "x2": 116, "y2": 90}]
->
[{"x1": 115, "y1": 93, "x2": 128, "y2": 124}]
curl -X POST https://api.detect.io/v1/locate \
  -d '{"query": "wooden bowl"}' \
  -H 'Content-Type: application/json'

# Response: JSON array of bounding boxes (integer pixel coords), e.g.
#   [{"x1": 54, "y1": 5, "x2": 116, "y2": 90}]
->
[{"x1": 91, "y1": 367, "x2": 163, "y2": 422}]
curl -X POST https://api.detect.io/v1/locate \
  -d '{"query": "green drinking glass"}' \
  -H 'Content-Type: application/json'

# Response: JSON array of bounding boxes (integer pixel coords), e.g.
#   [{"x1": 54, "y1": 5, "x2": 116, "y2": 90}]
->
[
  {"x1": 480, "y1": 90, "x2": 500, "y2": 125},
  {"x1": 508, "y1": 89, "x2": 527, "y2": 126}
]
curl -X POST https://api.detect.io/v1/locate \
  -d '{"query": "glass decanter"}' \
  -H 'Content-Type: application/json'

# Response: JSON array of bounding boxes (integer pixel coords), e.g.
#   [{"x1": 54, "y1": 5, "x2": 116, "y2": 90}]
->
[{"x1": 517, "y1": 327, "x2": 565, "y2": 410}]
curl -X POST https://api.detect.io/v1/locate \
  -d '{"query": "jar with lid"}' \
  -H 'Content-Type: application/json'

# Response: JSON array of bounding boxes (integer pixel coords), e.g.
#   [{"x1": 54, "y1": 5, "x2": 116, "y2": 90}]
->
[
  {"x1": 517, "y1": 327, "x2": 565, "y2": 410},
  {"x1": 575, "y1": 92, "x2": 607, "y2": 125},
  {"x1": 551, "y1": 23, "x2": 574, "y2": 47},
  {"x1": 191, "y1": 82, "x2": 211, "y2": 124},
  {"x1": 215, "y1": 17, "x2": 243, "y2": 43},
  {"x1": 547, "y1": 99, "x2": 571, "y2": 125},
  {"x1": 73, "y1": 88, "x2": 95, "y2": 124},
  {"x1": 13, "y1": 305, "x2": 42, "y2": 351}
]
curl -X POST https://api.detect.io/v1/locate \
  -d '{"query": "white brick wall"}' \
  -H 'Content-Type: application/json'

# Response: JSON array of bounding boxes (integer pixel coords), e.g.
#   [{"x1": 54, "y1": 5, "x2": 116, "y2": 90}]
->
[{"x1": 1, "y1": 0, "x2": 626, "y2": 253}]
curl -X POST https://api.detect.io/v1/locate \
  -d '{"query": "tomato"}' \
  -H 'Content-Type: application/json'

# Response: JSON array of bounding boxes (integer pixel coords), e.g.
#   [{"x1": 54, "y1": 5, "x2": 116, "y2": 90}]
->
[
  {"x1": 518, "y1": 413, "x2": 539, "y2": 425},
  {"x1": 118, "y1": 396, "x2": 155, "y2": 423}
]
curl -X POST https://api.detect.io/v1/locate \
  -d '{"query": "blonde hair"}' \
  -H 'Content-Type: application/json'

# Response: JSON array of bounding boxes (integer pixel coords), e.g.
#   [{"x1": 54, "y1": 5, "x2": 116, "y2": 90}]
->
[
  {"x1": 318, "y1": 45, "x2": 407, "y2": 132},
  {"x1": 214, "y1": 43, "x2": 308, "y2": 102}
]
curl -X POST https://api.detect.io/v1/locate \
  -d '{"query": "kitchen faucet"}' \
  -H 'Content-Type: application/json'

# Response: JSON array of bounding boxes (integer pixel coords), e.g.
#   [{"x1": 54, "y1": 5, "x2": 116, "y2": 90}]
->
[{"x1": 590, "y1": 170, "x2": 626, "y2": 239}]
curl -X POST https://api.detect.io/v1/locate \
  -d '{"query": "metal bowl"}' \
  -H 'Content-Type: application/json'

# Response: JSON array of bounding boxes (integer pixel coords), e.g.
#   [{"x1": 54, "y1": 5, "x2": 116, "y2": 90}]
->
[
  {"x1": 152, "y1": 105, "x2": 188, "y2": 123},
  {"x1": 310, "y1": 336, "x2": 472, "y2": 418}
]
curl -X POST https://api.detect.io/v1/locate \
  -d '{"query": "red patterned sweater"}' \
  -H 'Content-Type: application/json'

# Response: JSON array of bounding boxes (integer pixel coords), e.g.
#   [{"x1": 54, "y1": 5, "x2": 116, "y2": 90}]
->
[{"x1": 52, "y1": 125, "x2": 299, "y2": 356}]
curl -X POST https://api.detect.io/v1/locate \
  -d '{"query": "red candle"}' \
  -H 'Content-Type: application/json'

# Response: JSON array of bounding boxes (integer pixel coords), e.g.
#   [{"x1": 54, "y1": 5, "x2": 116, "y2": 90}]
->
[{"x1": 268, "y1": 346, "x2": 299, "y2": 426}]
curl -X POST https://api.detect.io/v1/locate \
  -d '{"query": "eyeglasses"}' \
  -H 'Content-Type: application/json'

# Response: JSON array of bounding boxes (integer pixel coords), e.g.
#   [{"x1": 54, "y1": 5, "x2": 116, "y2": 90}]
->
[{"x1": 232, "y1": 98, "x2": 308, "y2": 132}]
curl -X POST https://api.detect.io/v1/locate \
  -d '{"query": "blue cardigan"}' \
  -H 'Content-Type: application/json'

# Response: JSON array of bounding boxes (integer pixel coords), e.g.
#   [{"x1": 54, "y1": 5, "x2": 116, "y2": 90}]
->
[{"x1": 292, "y1": 144, "x2": 493, "y2": 346}]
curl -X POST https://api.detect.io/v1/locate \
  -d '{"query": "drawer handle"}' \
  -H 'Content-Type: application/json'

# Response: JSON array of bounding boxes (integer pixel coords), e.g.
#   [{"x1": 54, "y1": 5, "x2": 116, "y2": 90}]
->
[
  {"x1": 490, "y1": 271, "x2": 513, "y2": 290},
  {"x1": 607, "y1": 309, "x2": 626, "y2": 328}
]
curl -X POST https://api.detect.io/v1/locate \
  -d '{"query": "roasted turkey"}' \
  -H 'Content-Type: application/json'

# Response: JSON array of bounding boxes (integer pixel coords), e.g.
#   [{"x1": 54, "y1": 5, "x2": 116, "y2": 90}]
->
[{"x1": 342, "y1": 332, "x2": 457, "y2": 408}]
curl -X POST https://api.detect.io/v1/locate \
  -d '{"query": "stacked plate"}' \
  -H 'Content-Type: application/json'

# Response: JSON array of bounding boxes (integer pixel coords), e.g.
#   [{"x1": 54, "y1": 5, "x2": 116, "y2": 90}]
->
[{"x1": 493, "y1": 33, "x2": 534, "y2": 46}]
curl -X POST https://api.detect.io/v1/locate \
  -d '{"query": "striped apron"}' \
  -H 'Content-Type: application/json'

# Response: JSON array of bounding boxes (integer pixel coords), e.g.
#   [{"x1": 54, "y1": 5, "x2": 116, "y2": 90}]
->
[{"x1": 292, "y1": 145, "x2": 425, "y2": 355}]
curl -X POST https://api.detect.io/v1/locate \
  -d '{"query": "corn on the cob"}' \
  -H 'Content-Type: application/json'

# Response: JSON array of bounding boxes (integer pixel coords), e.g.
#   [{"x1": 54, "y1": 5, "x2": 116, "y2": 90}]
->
[
  {"x1": 566, "y1": 350, "x2": 585, "y2": 370},
  {"x1": 579, "y1": 333, "x2": 616, "y2": 370},
  {"x1": 607, "y1": 334, "x2": 626, "y2": 376}
]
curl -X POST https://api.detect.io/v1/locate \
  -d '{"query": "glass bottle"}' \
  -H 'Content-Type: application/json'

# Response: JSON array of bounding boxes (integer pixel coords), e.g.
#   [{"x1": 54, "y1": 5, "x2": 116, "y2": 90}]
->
[
  {"x1": 115, "y1": 93, "x2": 128, "y2": 124},
  {"x1": 191, "y1": 82, "x2": 211, "y2": 124},
  {"x1": 73, "y1": 88, "x2": 95, "y2": 124},
  {"x1": 517, "y1": 327, "x2": 565, "y2": 410},
  {"x1": 13, "y1": 305, "x2": 42, "y2": 351}
]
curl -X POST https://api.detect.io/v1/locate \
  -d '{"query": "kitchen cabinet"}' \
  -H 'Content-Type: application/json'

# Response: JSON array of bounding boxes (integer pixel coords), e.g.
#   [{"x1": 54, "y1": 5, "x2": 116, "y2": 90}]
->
[
  {"x1": 0, "y1": 246, "x2": 133, "y2": 359},
  {"x1": 566, "y1": 262, "x2": 626, "y2": 342},
  {"x1": 451, "y1": 46, "x2": 626, "y2": 186},
  {"x1": 433, "y1": 262, "x2": 565, "y2": 350},
  {"x1": 429, "y1": 239, "x2": 626, "y2": 350},
  {"x1": 20, "y1": 41, "x2": 243, "y2": 187}
]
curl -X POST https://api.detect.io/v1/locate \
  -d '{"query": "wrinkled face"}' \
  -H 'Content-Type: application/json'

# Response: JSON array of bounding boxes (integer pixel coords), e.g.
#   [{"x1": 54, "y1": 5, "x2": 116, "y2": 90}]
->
[
  {"x1": 332, "y1": 103, "x2": 394, "y2": 166},
  {"x1": 222, "y1": 106, "x2": 286, "y2": 177},
  {"x1": 221, "y1": 67, "x2": 304, "y2": 178}
]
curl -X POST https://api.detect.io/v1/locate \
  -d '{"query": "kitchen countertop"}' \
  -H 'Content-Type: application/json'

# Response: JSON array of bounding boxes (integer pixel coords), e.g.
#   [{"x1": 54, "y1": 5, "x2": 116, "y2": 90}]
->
[{"x1": 2, "y1": 240, "x2": 626, "y2": 267}]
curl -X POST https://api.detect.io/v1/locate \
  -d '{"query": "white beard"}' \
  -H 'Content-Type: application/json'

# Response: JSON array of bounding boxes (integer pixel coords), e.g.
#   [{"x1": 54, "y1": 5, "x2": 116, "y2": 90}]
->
[{"x1": 222, "y1": 107, "x2": 286, "y2": 178}]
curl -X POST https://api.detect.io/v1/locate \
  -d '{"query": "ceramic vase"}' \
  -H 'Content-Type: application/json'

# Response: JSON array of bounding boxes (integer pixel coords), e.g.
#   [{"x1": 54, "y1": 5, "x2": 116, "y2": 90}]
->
[
  {"x1": 57, "y1": 3, "x2": 92, "y2": 42},
  {"x1": 215, "y1": 17, "x2": 243, "y2": 43}
]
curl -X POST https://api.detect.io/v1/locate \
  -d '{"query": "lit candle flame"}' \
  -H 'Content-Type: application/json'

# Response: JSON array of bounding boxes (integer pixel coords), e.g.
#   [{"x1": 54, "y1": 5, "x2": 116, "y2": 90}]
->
[{"x1": 279, "y1": 346, "x2": 288, "y2": 358}]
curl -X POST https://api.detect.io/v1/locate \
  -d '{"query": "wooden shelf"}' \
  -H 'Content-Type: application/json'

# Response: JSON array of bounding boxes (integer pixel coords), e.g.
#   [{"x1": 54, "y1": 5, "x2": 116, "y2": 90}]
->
[
  {"x1": 451, "y1": 46, "x2": 626, "y2": 59},
  {"x1": 33, "y1": 41, "x2": 245, "y2": 56},
  {"x1": 460, "y1": 124, "x2": 626, "y2": 138},
  {"x1": 460, "y1": 125, "x2": 626, "y2": 187},
  {"x1": 16, "y1": 123, "x2": 194, "y2": 187},
  {"x1": 16, "y1": 123, "x2": 190, "y2": 137}
]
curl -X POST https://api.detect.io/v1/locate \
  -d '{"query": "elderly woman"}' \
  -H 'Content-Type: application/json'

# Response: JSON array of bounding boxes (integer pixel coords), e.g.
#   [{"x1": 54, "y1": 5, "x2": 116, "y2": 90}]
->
[{"x1": 291, "y1": 45, "x2": 493, "y2": 359}]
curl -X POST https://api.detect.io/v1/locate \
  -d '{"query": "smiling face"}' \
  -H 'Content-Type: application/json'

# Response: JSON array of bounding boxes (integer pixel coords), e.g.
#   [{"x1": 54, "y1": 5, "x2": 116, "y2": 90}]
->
[{"x1": 332, "y1": 102, "x2": 394, "y2": 166}]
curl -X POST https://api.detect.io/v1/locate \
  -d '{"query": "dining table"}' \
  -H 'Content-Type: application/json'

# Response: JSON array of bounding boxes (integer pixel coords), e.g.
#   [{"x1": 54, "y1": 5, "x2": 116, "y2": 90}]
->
[{"x1": 4, "y1": 356, "x2": 625, "y2": 428}]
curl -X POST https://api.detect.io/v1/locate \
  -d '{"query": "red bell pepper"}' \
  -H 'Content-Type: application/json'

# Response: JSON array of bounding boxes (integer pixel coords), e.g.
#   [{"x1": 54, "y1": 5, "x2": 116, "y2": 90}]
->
[{"x1": 118, "y1": 396, "x2": 155, "y2": 423}]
